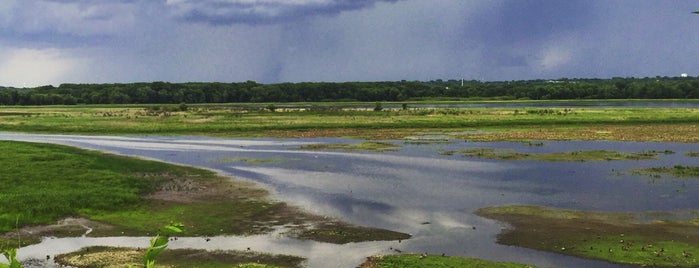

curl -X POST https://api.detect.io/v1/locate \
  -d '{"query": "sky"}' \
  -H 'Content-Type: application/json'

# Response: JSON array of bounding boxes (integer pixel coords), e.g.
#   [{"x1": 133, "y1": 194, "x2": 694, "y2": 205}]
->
[{"x1": 0, "y1": 0, "x2": 698, "y2": 87}]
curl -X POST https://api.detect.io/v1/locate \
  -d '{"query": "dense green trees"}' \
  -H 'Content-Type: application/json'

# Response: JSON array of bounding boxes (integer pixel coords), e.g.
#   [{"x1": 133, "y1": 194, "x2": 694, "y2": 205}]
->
[{"x1": 0, "y1": 76, "x2": 697, "y2": 106}]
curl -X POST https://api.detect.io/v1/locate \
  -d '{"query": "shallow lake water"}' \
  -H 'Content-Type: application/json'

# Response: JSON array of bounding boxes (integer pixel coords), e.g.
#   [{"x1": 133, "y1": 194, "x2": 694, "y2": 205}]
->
[{"x1": 1, "y1": 133, "x2": 698, "y2": 267}]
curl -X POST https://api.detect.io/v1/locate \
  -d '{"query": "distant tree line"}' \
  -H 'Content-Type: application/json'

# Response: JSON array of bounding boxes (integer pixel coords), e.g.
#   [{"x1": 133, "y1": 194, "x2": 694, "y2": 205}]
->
[{"x1": 0, "y1": 77, "x2": 698, "y2": 106}]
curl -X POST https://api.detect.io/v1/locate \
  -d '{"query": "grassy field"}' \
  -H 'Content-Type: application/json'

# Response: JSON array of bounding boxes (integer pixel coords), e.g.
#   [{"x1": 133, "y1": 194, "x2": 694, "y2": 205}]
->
[
  {"x1": 0, "y1": 141, "x2": 409, "y2": 252},
  {"x1": 476, "y1": 205, "x2": 699, "y2": 267},
  {"x1": 0, "y1": 104, "x2": 697, "y2": 142}
]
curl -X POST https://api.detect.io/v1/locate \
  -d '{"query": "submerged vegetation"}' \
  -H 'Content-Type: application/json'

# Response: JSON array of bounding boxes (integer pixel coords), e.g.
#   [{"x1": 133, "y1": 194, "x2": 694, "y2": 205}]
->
[
  {"x1": 633, "y1": 165, "x2": 699, "y2": 178},
  {"x1": 476, "y1": 205, "x2": 699, "y2": 267},
  {"x1": 359, "y1": 254, "x2": 536, "y2": 268},
  {"x1": 441, "y1": 148, "x2": 670, "y2": 161}
]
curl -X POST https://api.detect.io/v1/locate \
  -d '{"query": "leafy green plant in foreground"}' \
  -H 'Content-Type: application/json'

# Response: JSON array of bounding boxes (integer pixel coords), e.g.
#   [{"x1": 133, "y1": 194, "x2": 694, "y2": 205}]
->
[
  {"x1": 129, "y1": 222, "x2": 184, "y2": 268},
  {"x1": 0, "y1": 248, "x2": 21, "y2": 268}
]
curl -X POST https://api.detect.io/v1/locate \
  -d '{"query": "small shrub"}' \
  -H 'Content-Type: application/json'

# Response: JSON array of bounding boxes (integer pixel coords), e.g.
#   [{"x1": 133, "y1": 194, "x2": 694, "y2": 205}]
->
[{"x1": 373, "y1": 102, "x2": 383, "y2": 112}]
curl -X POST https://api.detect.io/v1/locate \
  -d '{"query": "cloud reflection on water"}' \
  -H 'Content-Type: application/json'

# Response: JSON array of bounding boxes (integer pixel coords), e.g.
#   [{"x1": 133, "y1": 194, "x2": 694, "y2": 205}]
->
[{"x1": 1, "y1": 133, "x2": 697, "y2": 268}]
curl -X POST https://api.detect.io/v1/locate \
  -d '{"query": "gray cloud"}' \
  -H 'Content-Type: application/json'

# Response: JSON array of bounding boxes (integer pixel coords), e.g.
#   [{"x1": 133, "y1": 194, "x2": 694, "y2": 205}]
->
[
  {"x1": 0, "y1": 0, "x2": 168, "y2": 50},
  {"x1": 2, "y1": 0, "x2": 699, "y2": 87},
  {"x1": 166, "y1": 0, "x2": 401, "y2": 25}
]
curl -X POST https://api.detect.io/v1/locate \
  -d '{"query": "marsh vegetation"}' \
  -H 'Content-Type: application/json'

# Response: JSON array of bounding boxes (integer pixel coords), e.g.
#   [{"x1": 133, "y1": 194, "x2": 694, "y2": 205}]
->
[
  {"x1": 297, "y1": 141, "x2": 399, "y2": 152},
  {"x1": 442, "y1": 148, "x2": 673, "y2": 161},
  {"x1": 632, "y1": 166, "x2": 699, "y2": 179},
  {"x1": 0, "y1": 105, "x2": 697, "y2": 142},
  {"x1": 476, "y1": 206, "x2": 699, "y2": 267},
  {"x1": 359, "y1": 254, "x2": 536, "y2": 268}
]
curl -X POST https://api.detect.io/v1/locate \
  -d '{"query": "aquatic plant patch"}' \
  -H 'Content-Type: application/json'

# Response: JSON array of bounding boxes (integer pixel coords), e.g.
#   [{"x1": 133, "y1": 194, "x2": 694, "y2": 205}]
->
[
  {"x1": 446, "y1": 148, "x2": 667, "y2": 161},
  {"x1": 298, "y1": 141, "x2": 399, "y2": 152},
  {"x1": 632, "y1": 166, "x2": 699, "y2": 178},
  {"x1": 476, "y1": 205, "x2": 699, "y2": 267},
  {"x1": 359, "y1": 254, "x2": 536, "y2": 268},
  {"x1": 210, "y1": 157, "x2": 291, "y2": 164},
  {"x1": 686, "y1": 152, "x2": 699, "y2": 157}
]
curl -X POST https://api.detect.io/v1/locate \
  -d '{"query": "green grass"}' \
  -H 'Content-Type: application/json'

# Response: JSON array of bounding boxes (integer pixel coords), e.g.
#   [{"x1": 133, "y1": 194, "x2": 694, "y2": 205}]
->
[
  {"x1": 361, "y1": 254, "x2": 535, "y2": 268},
  {"x1": 476, "y1": 205, "x2": 699, "y2": 267},
  {"x1": 0, "y1": 141, "x2": 183, "y2": 233},
  {"x1": 445, "y1": 148, "x2": 667, "y2": 161},
  {"x1": 686, "y1": 152, "x2": 699, "y2": 157},
  {"x1": 0, "y1": 105, "x2": 698, "y2": 142}
]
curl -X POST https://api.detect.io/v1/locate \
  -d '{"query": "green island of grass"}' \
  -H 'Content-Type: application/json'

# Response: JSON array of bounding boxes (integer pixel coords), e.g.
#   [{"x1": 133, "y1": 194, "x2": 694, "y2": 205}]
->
[
  {"x1": 632, "y1": 165, "x2": 699, "y2": 178},
  {"x1": 210, "y1": 157, "x2": 292, "y2": 164},
  {"x1": 0, "y1": 141, "x2": 409, "y2": 255},
  {"x1": 686, "y1": 152, "x2": 699, "y2": 157},
  {"x1": 358, "y1": 254, "x2": 535, "y2": 268},
  {"x1": 298, "y1": 141, "x2": 399, "y2": 152},
  {"x1": 442, "y1": 148, "x2": 671, "y2": 161},
  {"x1": 475, "y1": 205, "x2": 699, "y2": 267}
]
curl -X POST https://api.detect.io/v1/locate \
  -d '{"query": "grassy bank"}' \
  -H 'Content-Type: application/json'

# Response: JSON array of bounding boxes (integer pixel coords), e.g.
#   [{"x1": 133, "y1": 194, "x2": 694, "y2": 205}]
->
[
  {"x1": 0, "y1": 105, "x2": 697, "y2": 142},
  {"x1": 0, "y1": 141, "x2": 409, "y2": 251},
  {"x1": 476, "y1": 205, "x2": 699, "y2": 267}
]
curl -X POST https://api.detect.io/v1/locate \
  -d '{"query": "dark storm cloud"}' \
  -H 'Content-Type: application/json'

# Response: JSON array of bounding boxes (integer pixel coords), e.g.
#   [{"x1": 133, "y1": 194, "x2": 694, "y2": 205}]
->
[
  {"x1": 166, "y1": 0, "x2": 402, "y2": 25},
  {"x1": 3, "y1": 0, "x2": 699, "y2": 87},
  {"x1": 0, "y1": 0, "x2": 141, "y2": 37}
]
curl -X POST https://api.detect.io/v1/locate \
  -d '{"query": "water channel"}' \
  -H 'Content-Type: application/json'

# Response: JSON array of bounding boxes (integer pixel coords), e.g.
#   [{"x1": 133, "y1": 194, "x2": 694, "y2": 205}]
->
[{"x1": 1, "y1": 133, "x2": 698, "y2": 267}]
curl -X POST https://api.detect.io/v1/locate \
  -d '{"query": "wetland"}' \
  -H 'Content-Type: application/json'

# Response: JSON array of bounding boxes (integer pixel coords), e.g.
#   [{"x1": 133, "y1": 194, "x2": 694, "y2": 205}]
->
[{"x1": 1, "y1": 102, "x2": 698, "y2": 267}]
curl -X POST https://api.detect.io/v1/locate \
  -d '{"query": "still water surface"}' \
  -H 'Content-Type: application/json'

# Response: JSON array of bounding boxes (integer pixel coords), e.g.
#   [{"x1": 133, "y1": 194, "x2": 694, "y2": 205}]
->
[{"x1": 1, "y1": 133, "x2": 698, "y2": 267}]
